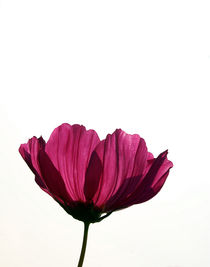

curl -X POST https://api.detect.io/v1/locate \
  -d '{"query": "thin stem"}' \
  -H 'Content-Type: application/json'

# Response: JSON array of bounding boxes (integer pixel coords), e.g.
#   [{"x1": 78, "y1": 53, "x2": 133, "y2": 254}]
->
[{"x1": 77, "y1": 222, "x2": 90, "y2": 267}]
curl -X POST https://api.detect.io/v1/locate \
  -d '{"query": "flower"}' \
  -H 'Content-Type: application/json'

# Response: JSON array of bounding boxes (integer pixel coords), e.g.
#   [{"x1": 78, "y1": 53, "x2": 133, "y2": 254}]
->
[{"x1": 19, "y1": 123, "x2": 173, "y2": 223}]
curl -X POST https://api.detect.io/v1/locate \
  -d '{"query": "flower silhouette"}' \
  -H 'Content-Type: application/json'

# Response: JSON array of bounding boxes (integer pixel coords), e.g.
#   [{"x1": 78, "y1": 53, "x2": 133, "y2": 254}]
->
[{"x1": 19, "y1": 123, "x2": 173, "y2": 267}]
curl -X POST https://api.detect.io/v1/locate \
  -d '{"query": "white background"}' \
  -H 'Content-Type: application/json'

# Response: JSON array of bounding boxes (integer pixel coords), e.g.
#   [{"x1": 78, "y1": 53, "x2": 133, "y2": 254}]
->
[{"x1": 0, "y1": 1, "x2": 210, "y2": 266}]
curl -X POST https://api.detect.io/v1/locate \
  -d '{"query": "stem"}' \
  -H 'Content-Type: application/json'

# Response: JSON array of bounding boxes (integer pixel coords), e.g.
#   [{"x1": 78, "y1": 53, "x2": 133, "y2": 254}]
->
[{"x1": 77, "y1": 222, "x2": 90, "y2": 267}]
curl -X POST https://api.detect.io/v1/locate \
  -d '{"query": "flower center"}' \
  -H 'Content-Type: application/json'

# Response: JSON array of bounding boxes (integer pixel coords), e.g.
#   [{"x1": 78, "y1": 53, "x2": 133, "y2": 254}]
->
[{"x1": 59, "y1": 201, "x2": 104, "y2": 223}]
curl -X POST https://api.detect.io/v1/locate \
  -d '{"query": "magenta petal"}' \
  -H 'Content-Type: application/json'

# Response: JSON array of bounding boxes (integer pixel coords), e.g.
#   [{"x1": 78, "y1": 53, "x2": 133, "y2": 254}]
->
[
  {"x1": 93, "y1": 129, "x2": 149, "y2": 208},
  {"x1": 19, "y1": 144, "x2": 37, "y2": 175},
  {"x1": 19, "y1": 136, "x2": 45, "y2": 178},
  {"x1": 19, "y1": 137, "x2": 54, "y2": 196},
  {"x1": 105, "y1": 175, "x2": 141, "y2": 211},
  {"x1": 141, "y1": 150, "x2": 173, "y2": 191},
  {"x1": 105, "y1": 151, "x2": 157, "y2": 211},
  {"x1": 35, "y1": 175, "x2": 48, "y2": 190},
  {"x1": 45, "y1": 123, "x2": 100, "y2": 202},
  {"x1": 116, "y1": 150, "x2": 173, "y2": 209},
  {"x1": 38, "y1": 149, "x2": 72, "y2": 204},
  {"x1": 84, "y1": 151, "x2": 102, "y2": 201},
  {"x1": 139, "y1": 170, "x2": 171, "y2": 203}
]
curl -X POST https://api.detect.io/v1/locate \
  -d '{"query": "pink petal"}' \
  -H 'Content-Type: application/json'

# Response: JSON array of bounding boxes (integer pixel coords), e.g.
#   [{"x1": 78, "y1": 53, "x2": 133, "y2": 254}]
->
[
  {"x1": 19, "y1": 137, "x2": 55, "y2": 196},
  {"x1": 92, "y1": 129, "x2": 149, "y2": 208},
  {"x1": 111, "y1": 150, "x2": 173, "y2": 210},
  {"x1": 139, "y1": 150, "x2": 173, "y2": 192},
  {"x1": 137, "y1": 170, "x2": 171, "y2": 203},
  {"x1": 38, "y1": 149, "x2": 73, "y2": 204},
  {"x1": 104, "y1": 175, "x2": 141, "y2": 211},
  {"x1": 84, "y1": 151, "x2": 102, "y2": 201},
  {"x1": 45, "y1": 123, "x2": 100, "y2": 202},
  {"x1": 19, "y1": 136, "x2": 45, "y2": 178}
]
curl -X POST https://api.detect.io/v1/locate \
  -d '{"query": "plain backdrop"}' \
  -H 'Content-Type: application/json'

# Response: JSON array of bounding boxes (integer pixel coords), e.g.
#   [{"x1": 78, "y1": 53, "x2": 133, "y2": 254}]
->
[{"x1": 0, "y1": 1, "x2": 209, "y2": 266}]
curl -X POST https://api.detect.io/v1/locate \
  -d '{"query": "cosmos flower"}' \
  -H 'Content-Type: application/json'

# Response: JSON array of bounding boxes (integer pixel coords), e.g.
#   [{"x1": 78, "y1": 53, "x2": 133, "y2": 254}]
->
[{"x1": 19, "y1": 123, "x2": 173, "y2": 267}]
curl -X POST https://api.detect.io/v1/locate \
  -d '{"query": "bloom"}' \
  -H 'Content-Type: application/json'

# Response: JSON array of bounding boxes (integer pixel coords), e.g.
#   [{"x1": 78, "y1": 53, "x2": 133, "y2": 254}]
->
[{"x1": 19, "y1": 123, "x2": 173, "y2": 223}]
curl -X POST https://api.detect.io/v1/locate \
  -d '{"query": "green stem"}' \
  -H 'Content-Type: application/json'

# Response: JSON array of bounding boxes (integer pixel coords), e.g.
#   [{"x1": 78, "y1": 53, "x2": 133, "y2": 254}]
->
[{"x1": 77, "y1": 222, "x2": 90, "y2": 267}]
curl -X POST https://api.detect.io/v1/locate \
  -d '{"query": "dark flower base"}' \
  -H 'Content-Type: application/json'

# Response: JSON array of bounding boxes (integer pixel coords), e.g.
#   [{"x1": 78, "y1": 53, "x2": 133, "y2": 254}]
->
[{"x1": 58, "y1": 201, "x2": 111, "y2": 223}]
